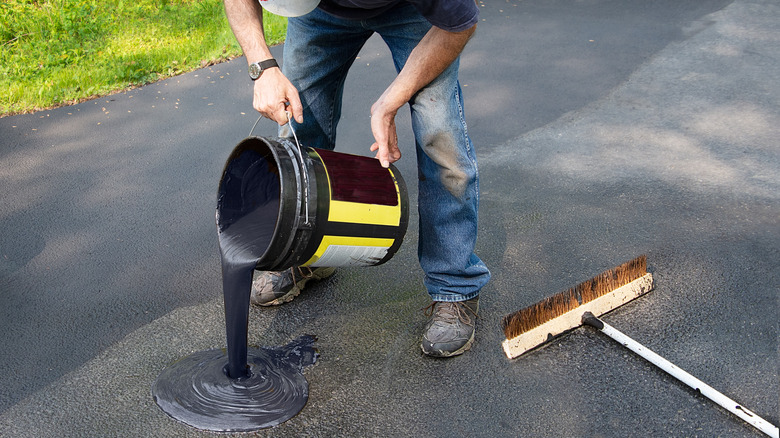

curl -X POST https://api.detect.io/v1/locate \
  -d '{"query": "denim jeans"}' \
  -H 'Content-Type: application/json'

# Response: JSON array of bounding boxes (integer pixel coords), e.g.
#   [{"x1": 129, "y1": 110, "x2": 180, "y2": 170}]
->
[{"x1": 280, "y1": 4, "x2": 490, "y2": 302}]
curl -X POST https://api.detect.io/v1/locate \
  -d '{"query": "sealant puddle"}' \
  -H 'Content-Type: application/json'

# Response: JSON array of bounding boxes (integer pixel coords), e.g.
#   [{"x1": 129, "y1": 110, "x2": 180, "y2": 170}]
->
[{"x1": 152, "y1": 144, "x2": 317, "y2": 432}]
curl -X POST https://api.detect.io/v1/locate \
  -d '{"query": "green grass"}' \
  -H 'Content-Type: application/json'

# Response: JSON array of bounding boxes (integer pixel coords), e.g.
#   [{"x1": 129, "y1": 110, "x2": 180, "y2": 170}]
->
[{"x1": 1, "y1": 0, "x2": 287, "y2": 116}]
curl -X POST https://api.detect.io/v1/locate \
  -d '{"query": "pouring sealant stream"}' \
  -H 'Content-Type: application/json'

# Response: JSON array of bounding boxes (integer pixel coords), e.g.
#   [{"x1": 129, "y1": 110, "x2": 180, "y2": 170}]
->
[
  {"x1": 217, "y1": 112, "x2": 308, "y2": 379},
  {"x1": 216, "y1": 150, "x2": 282, "y2": 378}
]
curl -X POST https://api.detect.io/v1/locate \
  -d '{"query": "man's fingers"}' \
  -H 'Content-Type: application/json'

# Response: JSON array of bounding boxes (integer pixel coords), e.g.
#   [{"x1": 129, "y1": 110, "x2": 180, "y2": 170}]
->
[
  {"x1": 370, "y1": 142, "x2": 401, "y2": 168},
  {"x1": 257, "y1": 102, "x2": 292, "y2": 125},
  {"x1": 287, "y1": 95, "x2": 304, "y2": 124},
  {"x1": 369, "y1": 143, "x2": 388, "y2": 167},
  {"x1": 378, "y1": 150, "x2": 390, "y2": 168},
  {"x1": 276, "y1": 104, "x2": 290, "y2": 125}
]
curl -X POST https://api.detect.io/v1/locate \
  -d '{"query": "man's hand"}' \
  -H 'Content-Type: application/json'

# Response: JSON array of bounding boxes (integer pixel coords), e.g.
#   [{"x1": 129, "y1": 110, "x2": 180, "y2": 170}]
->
[
  {"x1": 369, "y1": 99, "x2": 402, "y2": 168},
  {"x1": 252, "y1": 68, "x2": 304, "y2": 125}
]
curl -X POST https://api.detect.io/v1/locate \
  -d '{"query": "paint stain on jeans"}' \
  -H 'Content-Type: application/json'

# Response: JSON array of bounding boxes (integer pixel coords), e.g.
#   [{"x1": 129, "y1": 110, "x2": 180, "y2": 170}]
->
[{"x1": 423, "y1": 132, "x2": 469, "y2": 199}]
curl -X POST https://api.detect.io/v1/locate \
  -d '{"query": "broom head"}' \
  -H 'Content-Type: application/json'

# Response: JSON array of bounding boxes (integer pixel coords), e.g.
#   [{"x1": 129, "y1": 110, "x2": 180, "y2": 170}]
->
[{"x1": 501, "y1": 255, "x2": 654, "y2": 359}]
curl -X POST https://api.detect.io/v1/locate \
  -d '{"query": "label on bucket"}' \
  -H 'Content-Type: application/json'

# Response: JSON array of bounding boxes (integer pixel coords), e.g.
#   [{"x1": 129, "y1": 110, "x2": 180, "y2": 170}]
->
[{"x1": 305, "y1": 236, "x2": 394, "y2": 267}]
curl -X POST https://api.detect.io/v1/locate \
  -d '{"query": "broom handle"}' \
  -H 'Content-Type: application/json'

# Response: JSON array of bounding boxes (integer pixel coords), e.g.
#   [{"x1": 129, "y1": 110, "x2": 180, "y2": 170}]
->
[{"x1": 582, "y1": 312, "x2": 779, "y2": 438}]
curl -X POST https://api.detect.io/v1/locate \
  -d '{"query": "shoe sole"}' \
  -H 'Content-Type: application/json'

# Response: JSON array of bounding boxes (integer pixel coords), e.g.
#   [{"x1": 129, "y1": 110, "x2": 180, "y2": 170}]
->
[
  {"x1": 255, "y1": 267, "x2": 336, "y2": 307},
  {"x1": 420, "y1": 330, "x2": 475, "y2": 358}
]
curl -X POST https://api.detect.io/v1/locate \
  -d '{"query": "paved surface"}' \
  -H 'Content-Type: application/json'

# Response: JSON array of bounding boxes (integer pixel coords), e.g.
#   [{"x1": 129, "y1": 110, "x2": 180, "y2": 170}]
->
[{"x1": 1, "y1": 0, "x2": 778, "y2": 436}]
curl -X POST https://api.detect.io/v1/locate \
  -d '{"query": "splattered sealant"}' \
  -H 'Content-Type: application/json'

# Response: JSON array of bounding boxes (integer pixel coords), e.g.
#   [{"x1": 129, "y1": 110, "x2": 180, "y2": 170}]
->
[
  {"x1": 152, "y1": 337, "x2": 317, "y2": 432},
  {"x1": 152, "y1": 143, "x2": 317, "y2": 432}
]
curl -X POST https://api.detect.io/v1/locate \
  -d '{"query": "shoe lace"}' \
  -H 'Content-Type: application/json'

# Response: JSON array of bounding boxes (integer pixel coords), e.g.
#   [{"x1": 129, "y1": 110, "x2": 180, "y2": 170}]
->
[
  {"x1": 290, "y1": 266, "x2": 315, "y2": 290},
  {"x1": 423, "y1": 301, "x2": 477, "y2": 325}
]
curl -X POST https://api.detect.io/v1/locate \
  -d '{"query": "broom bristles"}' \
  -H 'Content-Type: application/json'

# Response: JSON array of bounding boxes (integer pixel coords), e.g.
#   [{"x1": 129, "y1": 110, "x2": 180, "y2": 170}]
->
[{"x1": 501, "y1": 255, "x2": 647, "y2": 340}]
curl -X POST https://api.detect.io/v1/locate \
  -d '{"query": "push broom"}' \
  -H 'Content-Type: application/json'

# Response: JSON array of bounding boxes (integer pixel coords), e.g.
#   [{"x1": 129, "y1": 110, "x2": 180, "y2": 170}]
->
[{"x1": 501, "y1": 255, "x2": 779, "y2": 438}]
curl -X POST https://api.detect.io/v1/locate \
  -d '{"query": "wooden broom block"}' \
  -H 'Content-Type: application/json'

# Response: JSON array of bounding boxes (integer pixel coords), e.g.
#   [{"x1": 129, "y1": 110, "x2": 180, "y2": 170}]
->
[{"x1": 502, "y1": 272, "x2": 654, "y2": 359}]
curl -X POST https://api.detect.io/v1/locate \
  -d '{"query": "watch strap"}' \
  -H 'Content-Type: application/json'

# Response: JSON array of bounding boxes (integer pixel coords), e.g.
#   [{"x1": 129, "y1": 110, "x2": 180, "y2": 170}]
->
[
  {"x1": 249, "y1": 58, "x2": 279, "y2": 80},
  {"x1": 257, "y1": 58, "x2": 278, "y2": 71}
]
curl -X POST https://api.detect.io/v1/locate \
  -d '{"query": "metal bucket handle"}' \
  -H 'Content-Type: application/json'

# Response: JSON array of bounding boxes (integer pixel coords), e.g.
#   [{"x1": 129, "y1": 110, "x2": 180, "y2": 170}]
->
[{"x1": 249, "y1": 114, "x2": 312, "y2": 227}]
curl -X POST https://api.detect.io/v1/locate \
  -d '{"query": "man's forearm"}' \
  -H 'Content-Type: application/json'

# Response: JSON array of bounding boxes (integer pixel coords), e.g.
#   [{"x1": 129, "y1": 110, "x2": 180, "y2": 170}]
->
[
  {"x1": 369, "y1": 24, "x2": 476, "y2": 167},
  {"x1": 380, "y1": 24, "x2": 477, "y2": 112},
  {"x1": 223, "y1": 0, "x2": 274, "y2": 64}
]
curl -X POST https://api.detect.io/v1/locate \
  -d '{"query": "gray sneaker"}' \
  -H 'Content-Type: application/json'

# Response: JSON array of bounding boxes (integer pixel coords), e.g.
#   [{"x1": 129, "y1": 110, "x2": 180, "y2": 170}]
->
[
  {"x1": 250, "y1": 266, "x2": 336, "y2": 306},
  {"x1": 420, "y1": 297, "x2": 479, "y2": 357}
]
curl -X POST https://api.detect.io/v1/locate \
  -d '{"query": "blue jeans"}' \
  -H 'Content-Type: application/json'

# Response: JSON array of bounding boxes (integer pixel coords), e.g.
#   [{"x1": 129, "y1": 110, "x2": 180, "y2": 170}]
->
[{"x1": 280, "y1": 4, "x2": 490, "y2": 302}]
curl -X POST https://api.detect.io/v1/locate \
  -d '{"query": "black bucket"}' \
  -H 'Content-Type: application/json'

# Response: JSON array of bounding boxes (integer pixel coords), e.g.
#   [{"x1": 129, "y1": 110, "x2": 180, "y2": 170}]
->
[{"x1": 216, "y1": 136, "x2": 408, "y2": 271}]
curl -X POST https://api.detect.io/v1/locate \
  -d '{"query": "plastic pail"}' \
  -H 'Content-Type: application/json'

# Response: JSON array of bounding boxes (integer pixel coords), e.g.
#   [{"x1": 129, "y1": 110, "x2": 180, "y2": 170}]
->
[{"x1": 216, "y1": 136, "x2": 408, "y2": 271}]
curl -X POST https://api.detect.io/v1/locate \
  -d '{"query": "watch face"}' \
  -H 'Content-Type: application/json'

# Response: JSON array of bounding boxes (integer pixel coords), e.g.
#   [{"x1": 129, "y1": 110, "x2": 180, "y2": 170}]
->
[{"x1": 249, "y1": 63, "x2": 261, "y2": 79}]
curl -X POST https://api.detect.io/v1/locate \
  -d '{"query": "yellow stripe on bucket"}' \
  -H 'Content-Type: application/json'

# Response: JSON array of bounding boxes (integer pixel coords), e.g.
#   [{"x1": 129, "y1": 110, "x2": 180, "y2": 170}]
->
[
  {"x1": 303, "y1": 235, "x2": 395, "y2": 267},
  {"x1": 328, "y1": 200, "x2": 401, "y2": 226}
]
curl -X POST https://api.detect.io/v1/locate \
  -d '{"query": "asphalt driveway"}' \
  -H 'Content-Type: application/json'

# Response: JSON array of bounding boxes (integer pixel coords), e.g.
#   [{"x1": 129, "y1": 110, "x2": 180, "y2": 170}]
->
[{"x1": 1, "y1": 0, "x2": 777, "y2": 436}]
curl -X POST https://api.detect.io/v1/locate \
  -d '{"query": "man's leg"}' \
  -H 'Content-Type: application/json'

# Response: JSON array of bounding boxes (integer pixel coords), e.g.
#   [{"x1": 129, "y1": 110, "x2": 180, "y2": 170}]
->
[
  {"x1": 252, "y1": 9, "x2": 374, "y2": 306},
  {"x1": 412, "y1": 74, "x2": 490, "y2": 356},
  {"x1": 279, "y1": 9, "x2": 374, "y2": 150},
  {"x1": 370, "y1": 5, "x2": 491, "y2": 356}
]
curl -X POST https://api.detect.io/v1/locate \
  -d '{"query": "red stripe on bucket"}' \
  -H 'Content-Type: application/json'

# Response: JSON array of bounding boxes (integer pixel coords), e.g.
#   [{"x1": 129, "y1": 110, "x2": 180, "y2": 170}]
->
[{"x1": 316, "y1": 149, "x2": 398, "y2": 206}]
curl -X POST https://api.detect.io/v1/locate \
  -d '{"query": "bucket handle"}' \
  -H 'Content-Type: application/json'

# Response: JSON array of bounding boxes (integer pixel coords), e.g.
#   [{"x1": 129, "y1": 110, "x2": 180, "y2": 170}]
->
[
  {"x1": 248, "y1": 114, "x2": 312, "y2": 227},
  {"x1": 284, "y1": 111, "x2": 311, "y2": 227}
]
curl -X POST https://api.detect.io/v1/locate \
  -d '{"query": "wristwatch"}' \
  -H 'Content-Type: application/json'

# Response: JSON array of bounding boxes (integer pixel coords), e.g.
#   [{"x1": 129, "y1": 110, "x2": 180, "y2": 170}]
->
[{"x1": 248, "y1": 59, "x2": 279, "y2": 80}]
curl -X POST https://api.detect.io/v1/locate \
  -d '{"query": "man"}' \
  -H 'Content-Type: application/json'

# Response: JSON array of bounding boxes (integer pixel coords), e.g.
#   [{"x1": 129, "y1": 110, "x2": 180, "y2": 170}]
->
[{"x1": 223, "y1": 0, "x2": 491, "y2": 357}]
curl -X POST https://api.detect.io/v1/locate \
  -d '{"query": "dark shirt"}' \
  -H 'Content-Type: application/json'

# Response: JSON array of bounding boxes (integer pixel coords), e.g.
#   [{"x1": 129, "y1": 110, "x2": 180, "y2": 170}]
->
[{"x1": 317, "y1": 0, "x2": 479, "y2": 32}]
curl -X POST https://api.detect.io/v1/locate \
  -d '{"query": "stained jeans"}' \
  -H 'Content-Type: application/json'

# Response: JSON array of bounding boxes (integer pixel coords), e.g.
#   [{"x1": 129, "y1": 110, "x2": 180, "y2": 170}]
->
[{"x1": 280, "y1": 4, "x2": 490, "y2": 302}]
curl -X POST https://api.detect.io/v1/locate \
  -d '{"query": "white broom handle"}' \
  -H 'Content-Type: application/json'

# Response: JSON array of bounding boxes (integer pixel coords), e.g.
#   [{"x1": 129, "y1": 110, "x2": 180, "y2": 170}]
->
[{"x1": 582, "y1": 313, "x2": 779, "y2": 438}]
